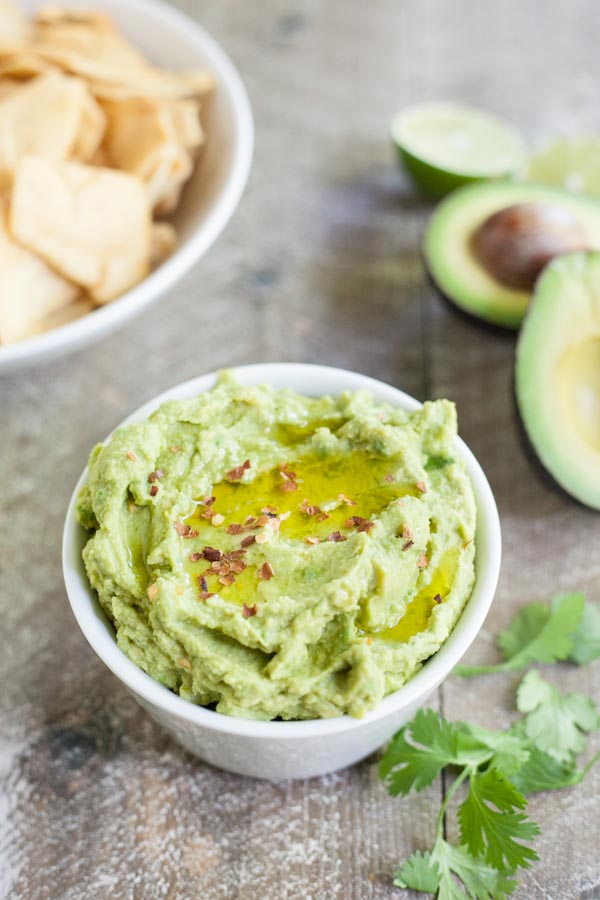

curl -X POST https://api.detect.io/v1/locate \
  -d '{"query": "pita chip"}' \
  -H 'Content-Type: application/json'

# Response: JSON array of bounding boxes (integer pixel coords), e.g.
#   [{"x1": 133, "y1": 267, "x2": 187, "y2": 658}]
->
[{"x1": 11, "y1": 156, "x2": 151, "y2": 302}]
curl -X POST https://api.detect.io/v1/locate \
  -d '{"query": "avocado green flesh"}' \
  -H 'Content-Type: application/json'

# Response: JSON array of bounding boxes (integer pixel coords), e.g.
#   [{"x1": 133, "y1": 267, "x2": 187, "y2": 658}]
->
[
  {"x1": 516, "y1": 251, "x2": 600, "y2": 509},
  {"x1": 424, "y1": 181, "x2": 600, "y2": 328}
]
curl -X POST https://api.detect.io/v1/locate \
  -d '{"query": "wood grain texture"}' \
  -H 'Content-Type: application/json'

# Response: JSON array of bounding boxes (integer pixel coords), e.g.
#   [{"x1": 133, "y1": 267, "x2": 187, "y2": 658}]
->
[{"x1": 1, "y1": 1, "x2": 599, "y2": 897}]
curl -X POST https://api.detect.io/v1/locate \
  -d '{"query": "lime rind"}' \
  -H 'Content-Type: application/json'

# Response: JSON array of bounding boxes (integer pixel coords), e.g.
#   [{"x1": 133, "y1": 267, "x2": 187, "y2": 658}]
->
[{"x1": 391, "y1": 103, "x2": 525, "y2": 198}]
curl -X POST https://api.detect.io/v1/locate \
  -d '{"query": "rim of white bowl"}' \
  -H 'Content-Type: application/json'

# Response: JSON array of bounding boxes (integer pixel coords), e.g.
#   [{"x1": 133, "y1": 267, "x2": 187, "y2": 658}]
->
[
  {"x1": 63, "y1": 363, "x2": 502, "y2": 738},
  {"x1": 0, "y1": 0, "x2": 254, "y2": 372}
]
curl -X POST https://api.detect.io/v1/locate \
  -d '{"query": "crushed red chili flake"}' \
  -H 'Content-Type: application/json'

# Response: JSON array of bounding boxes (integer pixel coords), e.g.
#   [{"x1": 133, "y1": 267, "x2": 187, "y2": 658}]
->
[
  {"x1": 344, "y1": 516, "x2": 374, "y2": 533},
  {"x1": 402, "y1": 540, "x2": 414, "y2": 551},
  {"x1": 226, "y1": 523, "x2": 243, "y2": 535},
  {"x1": 202, "y1": 496, "x2": 216, "y2": 507},
  {"x1": 256, "y1": 514, "x2": 270, "y2": 527},
  {"x1": 417, "y1": 552, "x2": 429, "y2": 569},
  {"x1": 279, "y1": 464, "x2": 296, "y2": 480},
  {"x1": 227, "y1": 549, "x2": 247, "y2": 560},
  {"x1": 384, "y1": 473, "x2": 395, "y2": 484},
  {"x1": 241, "y1": 535, "x2": 256, "y2": 548},
  {"x1": 149, "y1": 485, "x2": 159, "y2": 497},
  {"x1": 317, "y1": 511, "x2": 330, "y2": 522},
  {"x1": 202, "y1": 547, "x2": 223, "y2": 562},
  {"x1": 174, "y1": 521, "x2": 198, "y2": 538},
  {"x1": 226, "y1": 459, "x2": 251, "y2": 482},
  {"x1": 126, "y1": 449, "x2": 137, "y2": 461},
  {"x1": 199, "y1": 576, "x2": 209, "y2": 592},
  {"x1": 280, "y1": 480, "x2": 298, "y2": 493},
  {"x1": 402, "y1": 523, "x2": 414, "y2": 540},
  {"x1": 230, "y1": 560, "x2": 247, "y2": 575},
  {"x1": 327, "y1": 531, "x2": 347, "y2": 543},
  {"x1": 415, "y1": 481, "x2": 428, "y2": 493},
  {"x1": 434, "y1": 593, "x2": 443, "y2": 604},
  {"x1": 199, "y1": 590, "x2": 215, "y2": 600},
  {"x1": 242, "y1": 603, "x2": 258, "y2": 618},
  {"x1": 262, "y1": 505, "x2": 278, "y2": 515},
  {"x1": 337, "y1": 492, "x2": 356, "y2": 507},
  {"x1": 258, "y1": 561, "x2": 275, "y2": 581},
  {"x1": 148, "y1": 469, "x2": 164, "y2": 483},
  {"x1": 219, "y1": 573, "x2": 236, "y2": 587}
]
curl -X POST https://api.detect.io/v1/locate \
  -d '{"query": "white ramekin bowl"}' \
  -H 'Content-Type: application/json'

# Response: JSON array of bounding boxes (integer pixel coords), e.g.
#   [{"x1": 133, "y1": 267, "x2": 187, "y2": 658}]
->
[
  {"x1": 62, "y1": 364, "x2": 502, "y2": 779},
  {"x1": 0, "y1": 0, "x2": 253, "y2": 371}
]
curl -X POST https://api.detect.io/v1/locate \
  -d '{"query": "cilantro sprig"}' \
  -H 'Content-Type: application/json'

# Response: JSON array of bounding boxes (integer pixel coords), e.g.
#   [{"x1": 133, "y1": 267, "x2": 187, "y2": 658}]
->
[
  {"x1": 380, "y1": 593, "x2": 600, "y2": 899},
  {"x1": 455, "y1": 593, "x2": 600, "y2": 677}
]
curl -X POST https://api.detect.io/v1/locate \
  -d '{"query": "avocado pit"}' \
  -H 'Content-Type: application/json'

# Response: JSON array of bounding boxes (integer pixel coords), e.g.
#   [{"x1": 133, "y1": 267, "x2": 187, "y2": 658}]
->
[{"x1": 472, "y1": 202, "x2": 588, "y2": 290}]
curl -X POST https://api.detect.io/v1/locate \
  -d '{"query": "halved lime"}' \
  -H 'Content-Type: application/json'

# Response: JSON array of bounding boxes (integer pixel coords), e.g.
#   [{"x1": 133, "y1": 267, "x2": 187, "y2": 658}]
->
[
  {"x1": 523, "y1": 136, "x2": 600, "y2": 197},
  {"x1": 391, "y1": 103, "x2": 526, "y2": 199}
]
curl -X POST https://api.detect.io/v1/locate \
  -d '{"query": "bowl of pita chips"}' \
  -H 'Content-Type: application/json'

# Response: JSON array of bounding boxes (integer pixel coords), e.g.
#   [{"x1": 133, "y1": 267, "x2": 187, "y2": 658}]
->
[{"x1": 0, "y1": 0, "x2": 253, "y2": 370}]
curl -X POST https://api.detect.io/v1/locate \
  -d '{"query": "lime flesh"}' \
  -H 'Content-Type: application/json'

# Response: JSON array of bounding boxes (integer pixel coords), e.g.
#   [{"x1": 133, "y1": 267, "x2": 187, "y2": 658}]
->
[
  {"x1": 391, "y1": 103, "x2": 525, "y2": 198},
  {"x1": 524, "y1": 136, "x2": 600, "y2": 198}
]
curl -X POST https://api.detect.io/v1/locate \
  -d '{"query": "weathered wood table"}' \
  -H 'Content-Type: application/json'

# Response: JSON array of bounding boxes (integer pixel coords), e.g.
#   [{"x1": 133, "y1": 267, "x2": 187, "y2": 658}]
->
[{"x1": 1, "y1": 1, "x2": 599, "y2": 897}]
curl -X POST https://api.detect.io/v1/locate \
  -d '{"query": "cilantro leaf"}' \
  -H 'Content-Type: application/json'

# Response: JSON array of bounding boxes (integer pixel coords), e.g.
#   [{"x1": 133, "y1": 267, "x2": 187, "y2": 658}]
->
[
  {"x1": 510, "y1": 744, "x2": 586, "y2": 794},
  {"x1": 432, "y1": 839, "x2": 518, "y2": 900},
  {"x1": 455, "y1": 724, "x2": 530, "y2": 779},
  {"x1": 569, "y1": 600, "x2": 600, "y2": 665},
  {"x1": 379, "y1": 708, "x2": 492, "y2": 796},
  {"x1": 516, "y1": 671, "x2": 600, "y2": 763},
  {"x1": 458, "y1": 769, "x2": 539, "y2": 871},
  {"x1": 455, "y1": 594, "x2": 585, "y2": 677},
  {"x1": 394, "y1": 850, "x2": 441, "y2": 892}
]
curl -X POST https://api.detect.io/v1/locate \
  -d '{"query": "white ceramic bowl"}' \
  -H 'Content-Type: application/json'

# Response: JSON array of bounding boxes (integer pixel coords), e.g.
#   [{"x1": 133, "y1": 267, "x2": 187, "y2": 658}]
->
[
  {"x1": 0, "y1": 0, "x2": 253, "y2": 372},
  {"x1": 63, "y1": 364, "x2": 502, "y2": 779}
]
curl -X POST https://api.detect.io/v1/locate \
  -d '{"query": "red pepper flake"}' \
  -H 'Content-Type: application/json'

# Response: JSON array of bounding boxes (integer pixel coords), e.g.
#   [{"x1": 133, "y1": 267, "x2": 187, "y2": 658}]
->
[
  {"x1": 148, "y1": 469, "x2": 164, "y2": 483},
  {"x1": 258, "y1": 561, "x2": 275, "y2": 581},
  {"x1": 415, "y1": 481, "x2": 428, "y2": 493},
  {"x1": 174, "y1": 521, "x2": 198, "y2": 538},
  {"x1": 327, "y1": 531, "x2": 347, "y2": 543},
  {"x1": 242, "y1": 603, "x2": 258, "y2": 618},
  {"x1": 199, "y1": 576, "x2": 209, "y2": 593},
  {"x1": 226, "y1": 459, "x2": 251, "y2": 482},
  {"x1": 417, "y1": 552, "x2": 429, "y2": 569},
  {"x1": 227, "y1": 549, "x2": 247, "y2": 560},
  {"x1": 434, "y1": 593, "x2": 443, "y2": 604},
  {"x1": 149, "y1": 484, "x2": 159, "y2": 497},
  {"x1": 226, "y1": 523, "x2": 243, "y2": 535},
  {"x1": 337, "y1": 493, "x2": 356, "y2": 507},
  {"x1": 384, "y1": 473, "x2": 395, "y2": 484},
  {"x1": 280, "y1": 480, "x2": 298, "y2": 493},
  {"x1": 202, "y1": 495, "x2": 216, "y2": 507},
  {"x1": 202, "y1": 547, "x2": 223, "y2": 562},
  {"x1": 126, "y1": 449, "x2": 137, "y2": 461},
  {"x1": 218, "y1": 573, "x2": 236, "y2": 587},
  {"x1": 256, "y1": 514, "x2": 270, "y2": 527},
  {"x1": 305, "y1": 536, "x2": 319, "y2": 545},
  {"x1": 344, "y1": 516, "x2": 375, "y2": 533},
  {"x1": 402, "y1": 540, "x2": 414, "y2": 551},
  {"x1": 402, "y1": 523, "x2": 414, "y2": 540},
  {"x1": 261, "y1": 505, "x2": 278, "y2": 515},
  {"x1": 231, "y1": 560, "x2": 247, "y2": 574},
  {"x1": 241, "y1": 535, "x2": 256, "y2": 548}
]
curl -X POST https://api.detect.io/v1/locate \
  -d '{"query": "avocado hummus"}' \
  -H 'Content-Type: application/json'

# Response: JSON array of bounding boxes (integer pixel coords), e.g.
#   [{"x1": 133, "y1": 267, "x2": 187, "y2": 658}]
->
[{"x1": 77, "y1": 373, "x2": 476, "y2": 720}]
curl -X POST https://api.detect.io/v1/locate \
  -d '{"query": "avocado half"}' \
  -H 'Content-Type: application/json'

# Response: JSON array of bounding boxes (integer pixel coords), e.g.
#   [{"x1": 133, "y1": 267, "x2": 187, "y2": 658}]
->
[
  {"x1": 516, "y1": 251, "x2": 600, "y2": 509},
  {"x1": 424, "y1": 181, "x2": 600, "y2": 328}
]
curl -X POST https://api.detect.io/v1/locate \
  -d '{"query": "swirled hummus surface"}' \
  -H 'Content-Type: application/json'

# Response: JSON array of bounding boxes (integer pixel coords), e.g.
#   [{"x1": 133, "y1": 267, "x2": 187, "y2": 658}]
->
[{"x1": 77, "y1": 373, "x2": 476, "y2": 720}]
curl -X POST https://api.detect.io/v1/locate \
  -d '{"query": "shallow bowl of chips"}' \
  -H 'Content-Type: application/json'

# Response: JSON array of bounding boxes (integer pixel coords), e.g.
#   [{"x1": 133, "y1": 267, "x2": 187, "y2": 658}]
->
[{"x1": 0, "y1": 0, "x2": 253, "y2": 371}]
